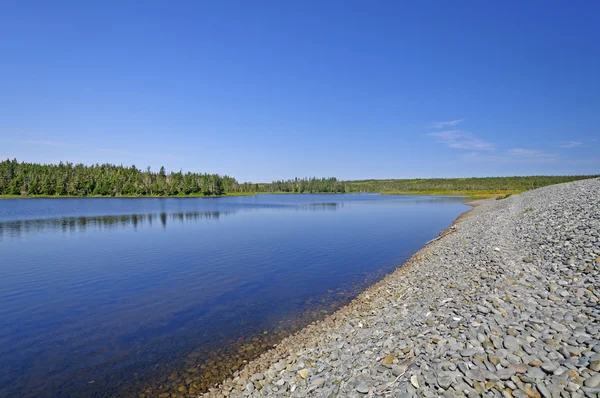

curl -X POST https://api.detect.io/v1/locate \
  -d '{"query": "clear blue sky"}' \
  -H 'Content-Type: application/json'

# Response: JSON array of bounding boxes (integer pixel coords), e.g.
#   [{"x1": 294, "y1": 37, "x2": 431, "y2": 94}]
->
[{"x1": 1, "y1": 1, "x2": 598, "y2": 182}]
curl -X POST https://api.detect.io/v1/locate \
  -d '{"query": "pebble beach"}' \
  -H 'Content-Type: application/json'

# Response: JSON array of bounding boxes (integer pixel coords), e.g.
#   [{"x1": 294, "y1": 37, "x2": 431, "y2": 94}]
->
[{"x1": 201, "y1": 178, "x2": 600, "y2": 398}]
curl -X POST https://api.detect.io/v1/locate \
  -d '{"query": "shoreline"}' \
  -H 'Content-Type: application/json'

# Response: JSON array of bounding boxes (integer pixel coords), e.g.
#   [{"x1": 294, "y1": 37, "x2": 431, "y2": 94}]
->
[
  {"x1": 200, "y1": 178, "x2": 600, "y2": 397},
  {"x1": 0, "y1": 192, "x2": 259, "y2": 199},
  {"x1": 129, "y1": 199, "x2": 476, "y2": 398},
  {"x1": 197, "y1": 198, "x2": 481, "y2": 397}
]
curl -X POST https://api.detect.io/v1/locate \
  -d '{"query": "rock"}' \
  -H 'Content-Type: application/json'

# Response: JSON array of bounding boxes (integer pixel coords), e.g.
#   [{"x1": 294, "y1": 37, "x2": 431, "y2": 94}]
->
[
  {"x1": 497, "y1": 368, "x2": 516, "y2": 380},
  {"x1": 527, "y1": 367, "x2": 546, "y2": 380},
  {"x1": 274, "y1": 361, "x2": 286, "y2": 371},
  {"x1": 410, "y1": 375, "x2": 420, "y2": 388},
  {"x1": 584, "y1": 373, "x2": 600, "y2": 388},
  {"x1": 355, "y1": 381, "x2": 369, "y2": 394},
  {"x1": 308, "y1": 378, "x2": 325, "y2": 390},
  {"x1": 549, "y1": 321, "x2": 568, "y2": 333},
  {"x1": 536, "y1": 383, "x2": 552, "y2": 398},
  {"x1": 477, "y1": 305, "x2": 490, "y2": 314},
  {"x1": 392, "y1": 364, "x2": 408, "y2": 376},
  {"x1": 525, "y1": 385, "x2": 541, "y2": 398},
  {"x1": 541, "y1": 362, "x2": 558, "y2": 374},
  {"x1": 504, "y1": 336, "x2": 521, "y2": 352},
  {"x1": 381, "y1": 354, "x2": 394, "y2": 365},
  {"x1": 298, "y1": 369, "x2": 308, "y2": 379},
  {"x1": 437, "y1": 374, "x2": 453, "y2": 389},
  {"x1": 508, "y1": 364, "x2": 528, "y2": 373}
]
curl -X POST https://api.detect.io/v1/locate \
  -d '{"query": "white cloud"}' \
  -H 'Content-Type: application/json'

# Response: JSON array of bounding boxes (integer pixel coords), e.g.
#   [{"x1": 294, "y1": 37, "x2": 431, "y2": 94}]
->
[
  {"x1": 508, "y1": 148, "x2": 558, "y2": 162},
  {"x1": 463, "y1": 148, "x2": 558, "y2": 164},
  {"x1": 427, "y1": 130, "x2": 495, "y2": 150},
  {"x1": 560, "y1": 141, "x2": 583, "y2": 148},
  {"x1": 430, "y1": 119, "x2": 464, "y2": 129},
  {"x1": 568, "y1": 158, "x2": 600, "y2": 166}
]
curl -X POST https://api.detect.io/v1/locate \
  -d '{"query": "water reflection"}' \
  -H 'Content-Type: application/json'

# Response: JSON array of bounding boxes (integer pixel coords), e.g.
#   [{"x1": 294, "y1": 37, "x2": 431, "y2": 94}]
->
[
  {"x1": 0, "y1": 211, "x2": 237, "y2": 239},
  {"x1": 0, "y1": 202, "x2": 347, "y2": 240},
  {"x1": 300, "y1": 202, "x2": 342, "y2": 211}
]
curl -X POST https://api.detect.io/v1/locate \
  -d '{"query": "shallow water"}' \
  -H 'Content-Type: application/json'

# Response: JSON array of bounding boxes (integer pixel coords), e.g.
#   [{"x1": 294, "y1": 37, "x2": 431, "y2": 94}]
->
[{"x1": 0, "y1": 194, "x2": 468, "y2": 397}]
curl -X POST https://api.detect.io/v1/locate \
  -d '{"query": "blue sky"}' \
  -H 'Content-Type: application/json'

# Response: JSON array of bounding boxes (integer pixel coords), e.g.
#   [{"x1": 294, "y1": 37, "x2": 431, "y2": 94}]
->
[{"x1": 1, "y1": 1, "x2": 598, "y2": 182}]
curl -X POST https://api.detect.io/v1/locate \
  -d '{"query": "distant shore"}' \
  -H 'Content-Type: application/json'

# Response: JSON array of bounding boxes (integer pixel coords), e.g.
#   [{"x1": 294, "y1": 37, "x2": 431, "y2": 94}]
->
[{"x1": 0, "y1": 190, "x2": 515, "y2": 200}]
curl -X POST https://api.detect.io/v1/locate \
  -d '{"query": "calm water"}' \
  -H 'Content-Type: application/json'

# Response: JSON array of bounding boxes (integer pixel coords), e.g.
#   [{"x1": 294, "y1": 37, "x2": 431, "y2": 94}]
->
[{"x1": 0, "y1": 194, "x2": 468, "y2": 397}]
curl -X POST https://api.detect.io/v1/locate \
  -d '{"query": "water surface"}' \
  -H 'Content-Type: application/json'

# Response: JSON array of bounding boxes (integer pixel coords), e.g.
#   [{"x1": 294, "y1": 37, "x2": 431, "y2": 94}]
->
[{"x1": 0, "y1": 194, "x2": 468, "y2": 397}]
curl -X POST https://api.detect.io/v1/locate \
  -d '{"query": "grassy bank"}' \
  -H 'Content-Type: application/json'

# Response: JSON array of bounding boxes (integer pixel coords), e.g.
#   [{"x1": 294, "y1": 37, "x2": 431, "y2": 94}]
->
[{"x1": 378, "y1": 189, "x2": 522, "y2": 199}]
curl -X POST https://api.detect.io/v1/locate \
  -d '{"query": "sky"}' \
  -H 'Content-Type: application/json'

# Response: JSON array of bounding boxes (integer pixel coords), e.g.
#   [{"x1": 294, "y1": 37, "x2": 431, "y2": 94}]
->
[{"x1": 0, "y1": 1, "x2": 598, "y2": 182}]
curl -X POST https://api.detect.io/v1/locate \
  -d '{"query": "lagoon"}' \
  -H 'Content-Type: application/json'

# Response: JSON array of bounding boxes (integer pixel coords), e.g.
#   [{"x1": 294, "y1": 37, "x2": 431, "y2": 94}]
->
[{"x1": 0, "y1": 194, "x2": 468, "y2": 397}]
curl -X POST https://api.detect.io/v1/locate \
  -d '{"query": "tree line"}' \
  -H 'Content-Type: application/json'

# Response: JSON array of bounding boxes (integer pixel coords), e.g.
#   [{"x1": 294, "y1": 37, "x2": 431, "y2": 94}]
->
[
  {"x1": 260, "y1": 177, "x2": 348, "y2": 193},
  {"x1": 0, "y1": 159, "x2": 597, "y2": 197},
  {"x1": 0, "y1": 159, "x2": 258, "y2": 196}
]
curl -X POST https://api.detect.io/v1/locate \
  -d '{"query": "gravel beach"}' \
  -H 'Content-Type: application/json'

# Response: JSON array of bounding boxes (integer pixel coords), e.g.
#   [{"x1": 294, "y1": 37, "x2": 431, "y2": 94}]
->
[{"x1": 201, "y1": 178, "x2": 600, "y2": 398}]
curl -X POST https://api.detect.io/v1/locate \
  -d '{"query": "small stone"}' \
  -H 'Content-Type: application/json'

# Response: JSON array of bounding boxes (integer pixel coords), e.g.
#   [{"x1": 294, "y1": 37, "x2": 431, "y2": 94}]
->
[
  {"x1": 308, "y1": 378, "x2": 325, "y2": 390},
  {"x1": 585, "y1": 373, "x2": 600, "y2": 388},
  {"x1": 298, "y1": 369, "x2": 308, "y2": 379},
  {"x1": 527, "y1": 367, "x2": 546, "y2": 380},
  {"x1": 477, "y1": 305, "x2": 490, "y2": 314},
  {"x1": 434, "y1": 374, "x2": 449, "y2": 389},
  {"x1": 536, "y1": 384, "x2": 552, "y2": 398},
  {"x1": 504, "y1": 336, "x2": 520, "y2": 352},
  {"x1": 392, "y1": 364, "x2": 408, "y2": 376},
  {"x1": 411, "y1": 375, "x2": 420, "y2": 388},
  {"x1": 274, "y1": 361, "x2": 286, "y2": 371},
  {"x1": 525, "y1": 385, "x2": 541, "y2": 398},
  {"x1": 549, "y1": 321, "x2": 568, "y2": 333},
  {"x1": 381, "y1": 354, "x2": 394, "y2": 365},
  {"x1": 508, "y1": 364, "x2": 528, "y2": 373},
  {"x1": 355, "y1": 381, "x2": 369, "y2": 394},
  {"x1": 497, "y1": 368, "x2": 516, "y2": 380},
  {"x1": 541, "y1": 362, "x2": 557, "y2": 374},
  {"x1": 473, "y1": 380, "x2": 485, "y2": 393}
]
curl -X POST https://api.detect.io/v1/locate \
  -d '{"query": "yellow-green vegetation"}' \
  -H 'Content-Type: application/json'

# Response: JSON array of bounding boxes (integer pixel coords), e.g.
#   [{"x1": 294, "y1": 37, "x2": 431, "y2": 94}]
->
[
  {"x1": 345, "y1": 176, "x2": 598, "y2": 193},
  {"x1": 261, "y1": 175, "x2": 598, "y2": 195},
  {"x1": 379, "y1": 189, "x2": 523, "y2": 199}
]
